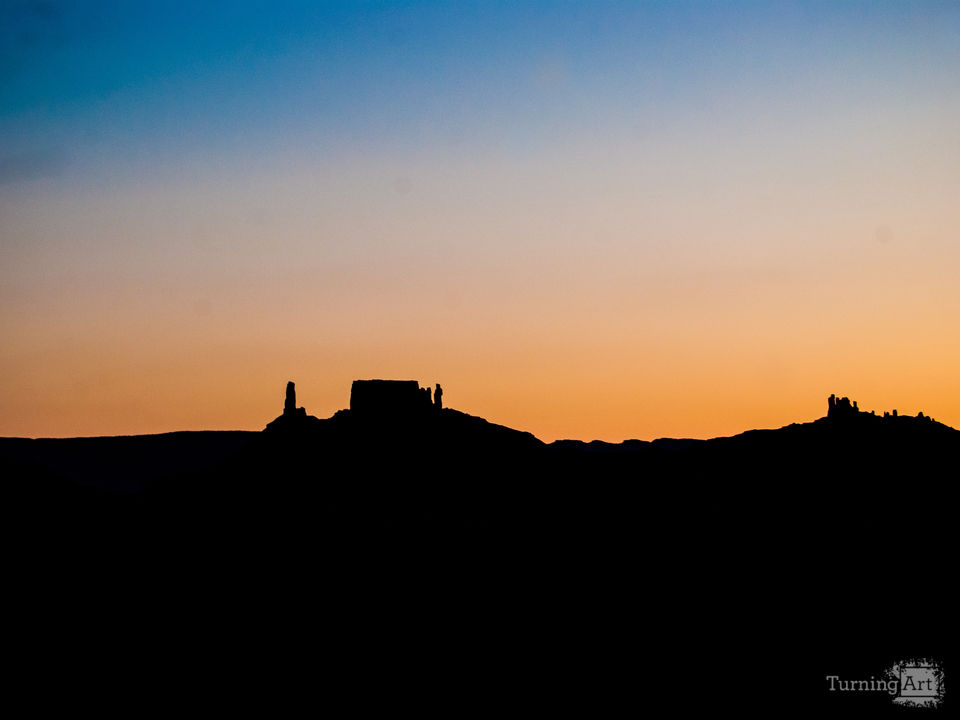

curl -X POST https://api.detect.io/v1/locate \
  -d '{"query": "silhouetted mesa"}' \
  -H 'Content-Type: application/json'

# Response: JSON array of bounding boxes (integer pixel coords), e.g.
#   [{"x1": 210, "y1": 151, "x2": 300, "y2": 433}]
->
[{"x1": 350, "y1": 379, "x2": 436, "y2": 416}]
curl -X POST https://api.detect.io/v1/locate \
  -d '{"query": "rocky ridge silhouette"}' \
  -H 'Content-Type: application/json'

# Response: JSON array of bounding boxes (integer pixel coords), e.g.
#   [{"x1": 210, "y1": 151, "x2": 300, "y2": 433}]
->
[{"x1": 3, "y1": 380, "x2": 956, "y2": 715}]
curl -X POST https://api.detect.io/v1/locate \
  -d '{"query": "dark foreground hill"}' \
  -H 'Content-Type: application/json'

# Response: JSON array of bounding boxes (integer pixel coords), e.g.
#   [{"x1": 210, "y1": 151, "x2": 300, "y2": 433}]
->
[{"x1": 3, "y1": 386, "x2": 956, "y2": 715}]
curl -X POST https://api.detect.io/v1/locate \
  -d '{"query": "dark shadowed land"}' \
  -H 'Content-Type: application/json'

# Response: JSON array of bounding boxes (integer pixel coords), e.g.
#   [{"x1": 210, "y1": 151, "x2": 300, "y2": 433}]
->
[{"x1": 4, "y1": 381, "x2": 957, "y2": 715}]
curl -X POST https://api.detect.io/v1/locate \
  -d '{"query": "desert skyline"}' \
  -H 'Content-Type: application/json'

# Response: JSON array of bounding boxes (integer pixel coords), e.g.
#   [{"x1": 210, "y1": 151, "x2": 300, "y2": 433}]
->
[{"x1": 3, "y1": 1, "x2": 959, "y2": 442}]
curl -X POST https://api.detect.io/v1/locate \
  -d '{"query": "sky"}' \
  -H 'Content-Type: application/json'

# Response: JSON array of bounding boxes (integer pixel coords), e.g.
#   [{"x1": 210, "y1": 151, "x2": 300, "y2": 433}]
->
[{"x1": 2, "y1": 0, "x2": 959, "y2": 441}]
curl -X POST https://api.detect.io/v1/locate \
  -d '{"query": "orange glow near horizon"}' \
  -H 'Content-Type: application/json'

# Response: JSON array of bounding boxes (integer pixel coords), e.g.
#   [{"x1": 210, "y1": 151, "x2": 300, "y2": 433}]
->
[
  {"x1": 3, "y1": 150, "x2": 959, "y2": 442},
  {"x1": 2, "y1": 335, "x2": 958, "y2": 442}
]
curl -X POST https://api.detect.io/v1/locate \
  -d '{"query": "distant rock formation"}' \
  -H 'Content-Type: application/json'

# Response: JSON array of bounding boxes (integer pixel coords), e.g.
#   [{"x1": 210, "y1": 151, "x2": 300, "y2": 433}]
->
[
  {"x1": 350, "y1": 379, "x2": 438, "y2": 417},
  {"x1": 285, "y1": 381, "x2": 297, "y2": 414},
  {"x1": 828, "y1": 394, "x2": 934, "y2": 423},
  {"x1": 266, "y1": 378, "x2": 446, "y2": 431},
  {"x1": 827, "y1": 393, "x2": 858, "y2": 419},
  {"x1": 264, "y1": 380, "x2": 319, "y2": 432}
]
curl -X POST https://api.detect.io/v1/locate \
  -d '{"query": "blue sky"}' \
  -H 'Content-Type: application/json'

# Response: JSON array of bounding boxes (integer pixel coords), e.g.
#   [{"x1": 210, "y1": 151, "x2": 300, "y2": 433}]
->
[{"x1": 4, "y1": 1, "x2": 958, "y2": 181}]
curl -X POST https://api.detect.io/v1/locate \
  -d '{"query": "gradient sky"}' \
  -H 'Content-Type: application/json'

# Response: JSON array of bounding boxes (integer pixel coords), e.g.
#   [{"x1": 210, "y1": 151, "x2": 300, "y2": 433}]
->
[{"x1": 2, "y1": 1, "x2": 959, "y2": 441}]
